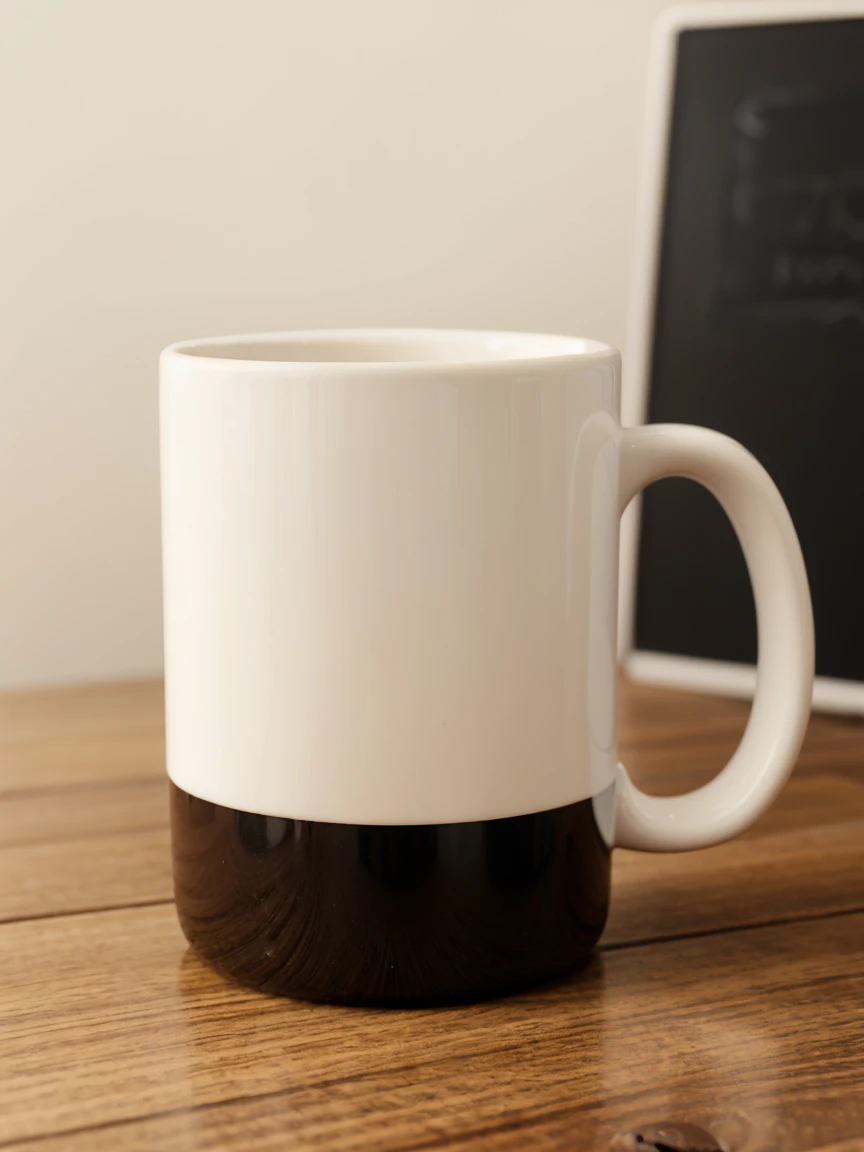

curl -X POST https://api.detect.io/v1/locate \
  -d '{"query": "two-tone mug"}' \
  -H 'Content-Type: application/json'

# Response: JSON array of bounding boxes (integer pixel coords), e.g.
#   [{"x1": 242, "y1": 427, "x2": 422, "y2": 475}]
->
[{"x1": 160, "y1": 329, "x2": 813, "y2": 1004}]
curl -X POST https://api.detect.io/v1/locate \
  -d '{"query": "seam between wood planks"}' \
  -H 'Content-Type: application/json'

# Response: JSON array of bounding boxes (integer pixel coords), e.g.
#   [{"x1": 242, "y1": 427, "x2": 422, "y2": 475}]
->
[
  {"x1": 2, "y1": 900, "x2": 863, "y2": 951},
  {"x1": 0, "y1": 824, "x2": 169, "y2": 852},
  {"x1": 601, "y1": 904, "x2": 864, "y2": 952},
  {"x1": 0, "y1": 776, "x2": 165, "y2": 802},
  {"x1": 0, "y1": 898, "x2": 175, "y2": 927}
]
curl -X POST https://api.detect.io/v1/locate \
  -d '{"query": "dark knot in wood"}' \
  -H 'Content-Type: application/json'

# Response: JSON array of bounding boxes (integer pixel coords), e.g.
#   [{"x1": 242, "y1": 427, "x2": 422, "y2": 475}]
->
[{"x1": 610, "y1": 1121, "x2": 724, "y2": 1152}]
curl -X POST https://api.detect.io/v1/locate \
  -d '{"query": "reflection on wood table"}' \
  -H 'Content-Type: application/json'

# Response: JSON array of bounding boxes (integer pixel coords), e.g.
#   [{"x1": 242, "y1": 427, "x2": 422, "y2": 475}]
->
[{"x1": 1, "y1": 678, "x2": 862, "y2": 1151}]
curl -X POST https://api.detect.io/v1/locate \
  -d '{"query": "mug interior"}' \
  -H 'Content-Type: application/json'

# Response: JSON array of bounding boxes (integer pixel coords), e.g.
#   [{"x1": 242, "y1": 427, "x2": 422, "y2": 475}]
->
[{"x1": 170, "y1": 329, "x2": 611, "y2": 365}]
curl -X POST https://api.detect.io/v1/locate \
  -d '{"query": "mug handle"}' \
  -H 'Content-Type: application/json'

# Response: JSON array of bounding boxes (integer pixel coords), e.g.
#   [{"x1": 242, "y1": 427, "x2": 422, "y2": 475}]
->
[{"x1": 615, "y1": 424, "x2": 814, "y2": 851}]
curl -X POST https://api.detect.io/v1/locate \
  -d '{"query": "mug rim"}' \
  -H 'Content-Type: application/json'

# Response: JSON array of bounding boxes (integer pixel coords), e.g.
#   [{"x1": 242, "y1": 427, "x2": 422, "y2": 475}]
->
[{"x1": 162, "y1": 328, "x2": 618, "y2": 372}]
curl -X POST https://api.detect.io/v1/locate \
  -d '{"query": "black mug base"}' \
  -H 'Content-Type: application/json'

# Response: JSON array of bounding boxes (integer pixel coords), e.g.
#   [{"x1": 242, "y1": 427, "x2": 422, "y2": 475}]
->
[{"x1": 170, "y1": 782, "x2": 612, "y2": 1006}]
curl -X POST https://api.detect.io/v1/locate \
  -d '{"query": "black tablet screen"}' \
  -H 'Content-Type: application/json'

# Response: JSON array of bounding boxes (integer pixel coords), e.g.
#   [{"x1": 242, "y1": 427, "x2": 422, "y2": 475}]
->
[{"x1": 635, "y1": 18, "x2": 864, "y2": 681}]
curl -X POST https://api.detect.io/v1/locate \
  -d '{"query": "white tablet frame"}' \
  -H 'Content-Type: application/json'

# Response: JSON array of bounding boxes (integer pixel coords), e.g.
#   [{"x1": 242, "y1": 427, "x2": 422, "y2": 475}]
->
[{"x1": 620, "y1": 0, "x2": 864, "y2": 716}]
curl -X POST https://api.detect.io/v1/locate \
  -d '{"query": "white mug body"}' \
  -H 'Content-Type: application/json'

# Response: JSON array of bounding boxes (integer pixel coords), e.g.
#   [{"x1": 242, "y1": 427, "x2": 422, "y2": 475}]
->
[{"x1": 161, "y1": 330, "x2": 621, "y2": 828}]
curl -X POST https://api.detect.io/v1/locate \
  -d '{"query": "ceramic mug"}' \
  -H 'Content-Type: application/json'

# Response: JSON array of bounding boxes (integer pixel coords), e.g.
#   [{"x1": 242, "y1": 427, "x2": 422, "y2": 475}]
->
[{"x1": 160, "y1": 329, "x2": 813, "y2": 1004}]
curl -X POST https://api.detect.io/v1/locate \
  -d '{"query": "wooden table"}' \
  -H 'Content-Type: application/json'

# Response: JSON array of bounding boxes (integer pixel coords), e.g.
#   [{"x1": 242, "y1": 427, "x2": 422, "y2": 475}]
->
[{"x1": 1, "y1": 679, "x2": 862, "y2": 1151}]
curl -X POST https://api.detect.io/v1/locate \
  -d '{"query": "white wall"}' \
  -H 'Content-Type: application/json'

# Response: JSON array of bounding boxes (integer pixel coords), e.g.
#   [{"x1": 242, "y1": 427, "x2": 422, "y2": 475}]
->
[{"x1": 0, "y1": 0, "x2": 673, "y2": 689}]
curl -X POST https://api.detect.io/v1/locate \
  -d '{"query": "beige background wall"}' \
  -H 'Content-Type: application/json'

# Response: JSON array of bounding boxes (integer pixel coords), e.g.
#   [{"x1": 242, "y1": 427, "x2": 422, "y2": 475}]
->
[{"x1": 0, "y1": 0, "x2": 676, "y2": 689}]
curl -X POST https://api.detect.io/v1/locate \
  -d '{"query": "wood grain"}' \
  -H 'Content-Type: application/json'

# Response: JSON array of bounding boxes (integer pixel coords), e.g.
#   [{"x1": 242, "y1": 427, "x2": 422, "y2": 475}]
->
[
  {"x1": 0, "y1": 826, "x2": 171, "y2": 922},
  {"x1": 0, "y1": 778, "x2": 167, "y2": 848},
  {"x1": 607, "y1": 817, "x2": 864, "y2": 946},
  {"x1": 1, "y1": 906, "x2": 862, "y2": 1150},
  {"x1": 0, "y1": 679, "x2": 164, "y2": 795},
  {"x1": 618, "y1": 683, "x2": 864, "y2": 792},
  {"x1": 0, "y1": 677, "x2": 862, "y2": 1151},
  {"x1": 2, "y1": 780, "x2": 862, "y2": 938},
  {"x1": 3, "y1": 771, "x2": 861, "y2": 933}
]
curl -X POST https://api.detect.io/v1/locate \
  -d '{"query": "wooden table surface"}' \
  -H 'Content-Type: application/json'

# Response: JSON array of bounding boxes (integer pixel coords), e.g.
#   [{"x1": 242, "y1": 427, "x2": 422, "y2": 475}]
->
[{"x1": 1, "y1": 678, "x2": 862, "y2": 1151}]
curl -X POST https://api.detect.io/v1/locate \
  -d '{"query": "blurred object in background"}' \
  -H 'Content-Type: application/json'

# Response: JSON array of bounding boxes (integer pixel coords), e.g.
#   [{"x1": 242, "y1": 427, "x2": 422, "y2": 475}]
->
[
  {"x1": 0, "y1": 0, "x2": 671, "y2": 690},
  {"x1": 622, "y1": 1, "x2": 864, "y2": 715}
]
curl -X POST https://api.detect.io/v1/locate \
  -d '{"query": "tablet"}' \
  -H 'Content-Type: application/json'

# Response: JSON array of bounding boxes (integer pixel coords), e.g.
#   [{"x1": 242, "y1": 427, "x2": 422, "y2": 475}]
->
[{"x1": 621, "y1": 0, "x2": 864, "y2": 715}]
